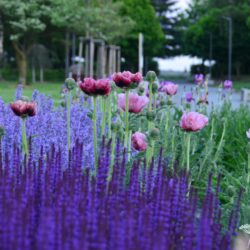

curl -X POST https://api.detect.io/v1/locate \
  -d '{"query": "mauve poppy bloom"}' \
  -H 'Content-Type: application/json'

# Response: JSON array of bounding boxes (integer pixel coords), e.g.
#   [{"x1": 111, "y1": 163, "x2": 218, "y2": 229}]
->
[
  {"x1": 118, "y1": 93, "x2": 149, "y2": 113},
  {"x1": 10, "y1": 100, "x2": 37, "y2": 117},
  {"x1": 195, "y1": 74, "x2": 204, "y2": 84},
  {"x1": 224, "y1": 80, "x2": 233, "y2": 90},
  {"x1": 79, "y1": 78, "x2": 111, "y2": 96},
  {"x1": 131, "y1": 132, "x2": 147, "y2": 151},
  {"x1": 180, "y1": 112, "x2": 208, "y2": 132},
  {"x1": 112, "y1": 71, "x2": 142, "y2": 89},
  {"x1": 160, "y1": 82, "x2": 178, "y2": 96},
  {"x1": 185, "y1": 92, "x2": 194, "y2": 103}
]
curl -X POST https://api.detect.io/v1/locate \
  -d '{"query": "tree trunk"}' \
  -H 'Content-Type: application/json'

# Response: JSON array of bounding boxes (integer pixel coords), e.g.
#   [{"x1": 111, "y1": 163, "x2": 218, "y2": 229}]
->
[
  {"x1": 12, "y1": 41, "x2": 28, "y2": 85},
  {"x1": 40, "y1": 66, "x2": 44, "y2": 83},
  {"x1": 235, "y1": 62, "x2": 241, "y2": 80}
]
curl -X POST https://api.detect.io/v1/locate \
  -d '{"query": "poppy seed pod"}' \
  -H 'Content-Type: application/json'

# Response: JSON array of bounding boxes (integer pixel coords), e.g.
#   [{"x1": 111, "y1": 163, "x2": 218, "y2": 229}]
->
[{"x1": 146, "y1": 71, "x2": 157, "y2": 82}]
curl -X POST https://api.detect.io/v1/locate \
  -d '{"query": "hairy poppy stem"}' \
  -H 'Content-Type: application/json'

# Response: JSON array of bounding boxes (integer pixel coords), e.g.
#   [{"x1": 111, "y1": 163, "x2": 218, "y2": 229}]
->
[
  {"x1": 93, "y1": 96, "x2": 98, "y2": 168},
  {"x1": 186, "y1": 133, "x2": 191, "y2": 172},
  {"x1": 124, "y1": 89, "x2": 129, "y2": 148},
  {"x1": 101, "y1": 97, "x2": 107, "y2": 136},
  {"x1": 247, "y1": 153, "x2": 250, "y2": 187},
  {"x1": 108, "y1": 96, "x2": 112, "y2": 139},
  {"x1": 22, "y1": 118, "x2": 28, "y2": 157},
  {"x1": 67, "y1": 92, "x2": 71, "y2": 151}
]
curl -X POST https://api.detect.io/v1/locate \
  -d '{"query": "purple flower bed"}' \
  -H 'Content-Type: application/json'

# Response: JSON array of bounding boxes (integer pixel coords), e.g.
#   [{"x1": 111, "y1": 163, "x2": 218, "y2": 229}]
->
[{"x1": 0, "y1": 139, "x2": 241, "y2": 250}]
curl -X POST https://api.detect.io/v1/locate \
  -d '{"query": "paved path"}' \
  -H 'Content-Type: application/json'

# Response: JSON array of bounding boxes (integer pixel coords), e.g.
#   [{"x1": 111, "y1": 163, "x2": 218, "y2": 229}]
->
[{"x1": 173, "y1": 83, "x2": 245, "y2": 110}]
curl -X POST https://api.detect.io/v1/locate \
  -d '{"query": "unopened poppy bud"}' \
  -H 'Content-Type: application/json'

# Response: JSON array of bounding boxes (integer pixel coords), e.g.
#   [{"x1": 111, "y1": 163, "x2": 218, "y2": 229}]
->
[
  {"x1": 146, "y1": 111, "x2": 155, "y2": 121},
  {"x1": 146, "y1": 71, "x2": 157, "y2": 82},
  {"x1": 152, "y1": 82, "x2": 158, "y2": 94},
  {"x1": 111, "y1": 122, "x2": 120, "y2": 132},
  {"x1": 160, "y1": 100, "x2": 166, "y2": 106},
  {"x1": 149, "y1": 128, "x2": 160, "y2": 140},
  {"x1": 65, "y1": 78, "x2": 76, "y2": 90},
  {"x1": 138, "y1": 86, "x2": 145, "y2": 95}
]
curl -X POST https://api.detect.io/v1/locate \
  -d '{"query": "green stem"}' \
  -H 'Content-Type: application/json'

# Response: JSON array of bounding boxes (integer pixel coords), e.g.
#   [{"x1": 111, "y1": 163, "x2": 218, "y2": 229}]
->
[
  {"x1": 128, "y1": 130, "x2": 132, "y2": 162},
  {"x1": 247, "y1": 152, "x2": 250, "y2": 185},
  {"x1": 108, "y1": 96, "x2": 112, "y2": 139},
  {"x1": 214, "y1": 120, "x2": 226, "y2": 163},
  {"x1": 124, "y1": 89, "x2": 129, "y2": 148},
  {"x1": 149, "y1": 82, "x2": 153, "y2": 112},
  {"x1": 93, "y1": 96, "x2": 98, "y2": 169},
  {"x1": 101, "y1": 97, "x2": 107, "y2": 136},
  {"x1": 186, "y1": 133, "x2": 191, "y2": 172},
  {"x1": 67, "y1": 92, "x2": 71, "y2": 151},
  {"x1": 22, "y1": 118, "x2": 28, "y2": 156},
  {"x1": 109, "y1": 132, "x2": 116, "y2": 181}
]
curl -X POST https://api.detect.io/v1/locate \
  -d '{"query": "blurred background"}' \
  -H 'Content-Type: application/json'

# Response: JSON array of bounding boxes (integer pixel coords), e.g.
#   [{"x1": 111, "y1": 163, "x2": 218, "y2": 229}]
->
[{"x1": 0, "y1": 0, "x2": 250, "y2": 100}]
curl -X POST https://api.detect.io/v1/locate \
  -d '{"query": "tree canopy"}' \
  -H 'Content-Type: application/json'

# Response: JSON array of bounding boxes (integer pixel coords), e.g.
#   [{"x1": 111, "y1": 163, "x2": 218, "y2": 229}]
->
[{"x1": 182, "y1": 0, "x2": 250, "y2": 77}]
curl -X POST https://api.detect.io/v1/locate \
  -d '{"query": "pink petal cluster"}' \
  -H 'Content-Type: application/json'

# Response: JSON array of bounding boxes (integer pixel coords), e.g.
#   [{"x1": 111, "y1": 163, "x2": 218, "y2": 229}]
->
[
  {"x1": 160, "y1": 82, "x2": 178, "y2": 96},
  {"x1": 118, "y1": 93, "x2": 149, "y2": 113},
  {"x1": 131, "y1": 132, "x2": 147, "y2": 151},
  {"x1": 180, "y1": 112, "x2": 208, "y2": 132},
  {"x1": 112, "y1": 71, "x2": 142, "y2": 88},
  {"x1": 223, "y1": 80, "x2": 233, "y2": 90},
  {"x1": 79, "y1": 78, "x2": 111, "y2": 96},
  {"x1": 10, "y1": 100, "x2": 37, "y2": 118}
]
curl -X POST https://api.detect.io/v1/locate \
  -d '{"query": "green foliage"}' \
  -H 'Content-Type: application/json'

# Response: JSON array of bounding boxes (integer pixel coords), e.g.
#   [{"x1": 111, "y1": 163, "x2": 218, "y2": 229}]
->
[
  {"x1": 182, "y1": 0, "x2": 250, "y2": 77},
  {"x1": 117, "y1": 0, "x2": 165, "y2": 71},
  {"x1": 0, "y1": 0, "x2": 50, "y2": 41},
  {"x1": 50, "y1": 0, "x2": 134, "y2": 42}
]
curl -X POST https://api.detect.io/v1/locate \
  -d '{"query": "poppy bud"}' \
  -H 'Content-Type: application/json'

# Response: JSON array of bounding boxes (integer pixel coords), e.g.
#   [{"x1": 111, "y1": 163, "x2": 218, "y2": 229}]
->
[
  {"x1": 65, "y1": 78, "x2": 76, "y2": 90},
  {"x1": 146, "y1": 111, "x2": 155, "y2": 121},
  {"x1": 152, "y1": 82, "x2": 158, "y2": 94},
  {"x1": 146, "y1": 71, "x2": 157, "y2": 82},
  {"x1": 148, "y1": 128, "x2": 160, "y2": 141}
]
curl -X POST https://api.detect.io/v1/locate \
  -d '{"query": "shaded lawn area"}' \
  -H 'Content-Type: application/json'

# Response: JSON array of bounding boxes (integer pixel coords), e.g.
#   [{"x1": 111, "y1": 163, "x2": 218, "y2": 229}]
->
[
  {"x1": 0, "y1": 81, "x2": 62, "y2": 104},
  {"x1": 233, "y1": 81, "x2": 250, "y2": 91}
]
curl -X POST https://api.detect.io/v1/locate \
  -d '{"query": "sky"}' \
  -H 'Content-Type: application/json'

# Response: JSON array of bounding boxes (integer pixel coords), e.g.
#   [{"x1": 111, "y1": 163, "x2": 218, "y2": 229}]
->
[{"x1": 156, "y1": 0, "x2": 196, "y2": 72}]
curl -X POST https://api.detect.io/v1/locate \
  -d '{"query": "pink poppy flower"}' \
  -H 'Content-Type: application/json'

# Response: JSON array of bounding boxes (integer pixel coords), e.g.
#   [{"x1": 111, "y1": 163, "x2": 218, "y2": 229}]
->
[
  {"x1": 180, "y1": 112, "x2": 208, "y2": 132},
  {"x1": 223, "y1": 80, "x2": 233, "y2": 90},
  {"x1": 131, "y1": 132, "x2": 147, "y2": 151},
  {"x1": 10, "y1": 100, "x2": 37, "y2": 118},
  {"x1": 161, "y1": 83, "x2": 178, "y2": 96},
  {"x1": 79, "y1": 78, "x2": 111, "y2": 96},
  {"x1": 118, "y1": 93, "x2": 149, "y2": 113},
  {"x1": 112, "y1": 71, "x2": 142, "y2": 88}
]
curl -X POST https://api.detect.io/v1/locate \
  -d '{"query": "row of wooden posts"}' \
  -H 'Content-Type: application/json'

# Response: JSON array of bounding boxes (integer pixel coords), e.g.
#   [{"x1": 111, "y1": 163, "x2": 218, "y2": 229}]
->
[{"x1": 65, "y1": 36, "x2": 121, "y2": 79}]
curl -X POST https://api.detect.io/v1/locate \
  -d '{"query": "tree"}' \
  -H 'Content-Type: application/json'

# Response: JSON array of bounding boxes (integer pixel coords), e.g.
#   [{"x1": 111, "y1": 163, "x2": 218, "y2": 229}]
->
[
  {"x1": 117, "y1": 0, "x2": 165, "y2": 72},
  {"x1": 0, "y1": 0, "x2": 52, "y2": 84},
  {"x1": 0, "y1": 0, "x2": 134, "y2": 84},
  {"x1": 152, "y1": 0, "x2": 183, "y2": 57},
  {"x1": 182, "y1": 0, "x2": 250, "y2": 78}
]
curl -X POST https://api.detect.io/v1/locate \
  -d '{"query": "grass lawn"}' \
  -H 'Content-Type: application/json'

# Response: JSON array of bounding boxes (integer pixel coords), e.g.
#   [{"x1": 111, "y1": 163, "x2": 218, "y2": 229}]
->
[
  {"x1": 233, "y1": 81, "x2": 250, "y2": 91},
  {"x1": 0, "y1": 81, "x2": 63, "y2": 104}
]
